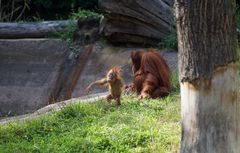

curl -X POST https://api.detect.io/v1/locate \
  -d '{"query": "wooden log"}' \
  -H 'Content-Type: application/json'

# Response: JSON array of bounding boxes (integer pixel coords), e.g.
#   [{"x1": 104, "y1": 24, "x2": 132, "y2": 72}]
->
[
  {"x1": 0, "y1": 20, "x2": 76, "y2": 39},
  {"x1": 99, "y1": 0, "x2": 174, "y2": 45}
]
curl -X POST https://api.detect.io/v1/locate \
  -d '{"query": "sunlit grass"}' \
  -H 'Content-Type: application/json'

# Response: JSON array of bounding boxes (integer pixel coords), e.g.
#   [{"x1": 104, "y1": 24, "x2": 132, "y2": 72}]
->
[{"x1": 0, "y1": 96, "x2": 180, "y2": 153}]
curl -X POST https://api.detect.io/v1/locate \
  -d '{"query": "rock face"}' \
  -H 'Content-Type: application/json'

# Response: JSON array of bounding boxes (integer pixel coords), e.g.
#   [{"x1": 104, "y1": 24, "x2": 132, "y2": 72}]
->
[
  {"x1": 50, "y1": 45, "x2": 95, "y2": 102},
  {"x1": 0, "y1": 39, "x2": 69, "y2": 116},
  {"x1": 99, "y1": 0, "x2": 174, "y2": 45},
  {"x1": 71, "y1": 42, "x2": 178, "y2": 98},
  {"x1": 0, "y1": 38, "x2": 97, "y2": 117},
  {"x1": 73, "y1": 17, "x2": 101, "y2": 46},
  {"x1": 72, "y1": 43, "x2": 134, "y2": 97},
  {"x1": 0, "y1": 39, "x2": 177, "y2": 117}
]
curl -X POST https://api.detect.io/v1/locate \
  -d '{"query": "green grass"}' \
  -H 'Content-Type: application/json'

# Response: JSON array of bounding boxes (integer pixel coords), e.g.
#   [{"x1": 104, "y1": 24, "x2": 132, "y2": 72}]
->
[
  {"x1": 70, "y1": 9, "x2": 102, "y2": 20},
  {"x1": 158, "y1": 31, "x2": 178, "y2": 50},
  {"x1": 0, "y1": 98, "x2": 180, "y2": 153},
  {"x1": 0, "y1": 96, "x2": 180, "y2": 153},
  {"x1": 0, "y1": 74, "x2": 181, "y2": 153}
]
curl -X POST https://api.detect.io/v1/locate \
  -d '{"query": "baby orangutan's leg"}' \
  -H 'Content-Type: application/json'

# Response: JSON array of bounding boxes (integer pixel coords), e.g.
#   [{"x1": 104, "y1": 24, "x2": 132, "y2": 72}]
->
[
  {"x1": 115, "y1": 96, "x2": 121, "y2": 106},
  {"x1": 105, "y1": 94, "x2": 113, "y2": 103}
]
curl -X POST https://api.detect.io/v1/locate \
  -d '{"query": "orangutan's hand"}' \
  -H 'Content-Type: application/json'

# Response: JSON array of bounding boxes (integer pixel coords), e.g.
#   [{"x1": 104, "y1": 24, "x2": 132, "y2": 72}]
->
[{"x1": 139, "y1": 92, "x2": 150, "y2": 99}]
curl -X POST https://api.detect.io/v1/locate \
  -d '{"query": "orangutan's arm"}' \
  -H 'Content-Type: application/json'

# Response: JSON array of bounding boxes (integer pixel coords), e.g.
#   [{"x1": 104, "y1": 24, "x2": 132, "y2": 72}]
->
[{"x1": 86, "y1": 78, "x2": 108, "y2": 93}]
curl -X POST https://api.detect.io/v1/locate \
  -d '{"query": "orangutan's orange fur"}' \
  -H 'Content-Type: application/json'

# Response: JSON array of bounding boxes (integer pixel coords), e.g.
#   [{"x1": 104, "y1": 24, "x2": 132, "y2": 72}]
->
[
  {"x1": 129, "y1": 48, "x2": 171, "y2": 99},
  {"x1": 86, "y1": 67, "x2": 124, "y2": 105}
]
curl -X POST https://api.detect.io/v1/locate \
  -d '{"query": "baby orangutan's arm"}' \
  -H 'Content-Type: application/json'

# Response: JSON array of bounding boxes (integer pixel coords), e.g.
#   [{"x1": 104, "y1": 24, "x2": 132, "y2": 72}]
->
[{"x1": 86, "y1": 78, "x2": 108, "y2": 93}]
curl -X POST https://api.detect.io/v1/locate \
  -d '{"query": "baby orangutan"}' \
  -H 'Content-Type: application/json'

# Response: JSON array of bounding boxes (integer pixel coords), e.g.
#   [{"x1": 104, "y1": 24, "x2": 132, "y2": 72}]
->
[{"x1": 86, "y1": 67, "x2": 124, "y2": 106}]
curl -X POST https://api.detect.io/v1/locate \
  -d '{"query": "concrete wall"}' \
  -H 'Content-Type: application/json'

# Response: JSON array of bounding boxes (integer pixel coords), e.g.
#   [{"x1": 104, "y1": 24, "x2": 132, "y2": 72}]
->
[
  {"x1": 0, "y1": 39, "x2": 69, "y2": 116},
  {"x1": 0, "y1": 39, "x2": 178, "y2": 117}
]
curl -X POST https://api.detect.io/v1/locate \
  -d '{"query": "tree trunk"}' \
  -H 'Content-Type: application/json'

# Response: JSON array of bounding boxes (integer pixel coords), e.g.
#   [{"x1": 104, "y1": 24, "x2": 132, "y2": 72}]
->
[
  {"x1": 0, "y1": 21, "x2": 75, "y2": 39},
  {"x1": 175, "y1": 0, "x2": 240, "y2": 152}
]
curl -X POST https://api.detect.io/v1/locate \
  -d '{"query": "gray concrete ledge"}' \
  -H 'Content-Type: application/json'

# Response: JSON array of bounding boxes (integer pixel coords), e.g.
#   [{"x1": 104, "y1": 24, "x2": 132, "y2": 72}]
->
[{"x1": 0, "y1": 92, "x2": 108, "y2": 124}]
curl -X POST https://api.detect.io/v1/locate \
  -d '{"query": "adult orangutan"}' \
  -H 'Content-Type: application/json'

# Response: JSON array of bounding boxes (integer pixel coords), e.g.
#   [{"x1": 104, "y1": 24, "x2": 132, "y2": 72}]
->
[{"x1": 126, "y1": 48, "x2": 171, "y2": 99}]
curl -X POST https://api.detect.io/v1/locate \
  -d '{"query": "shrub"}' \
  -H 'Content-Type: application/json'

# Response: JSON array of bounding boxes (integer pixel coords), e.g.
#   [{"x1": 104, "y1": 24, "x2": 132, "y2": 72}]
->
[
  {"x1": 58, "y1": 21, "x2": 79, "y2": 56},
  {"x1": 237, "y1": 5, "x2": 240, "y2": 30},
  {"x1": 0, "y1": 0, "x2": 100, "y2": 21},
  {"x1": 32, "y1": 0, "x2": 98, "y2": 10},
  {"x1": 70, "y1": 9, "x2": 102, "y2": 20},
  {"x1": 57, "y1": 9, "x2": 101, "y2": 57},
  {"x1": 0, "y1": 0, "x2": 31, "y2": 22},
  {"x1": 158, "y1": 31, "x2": 178, "y2": 50},
  {"x1": 28, "y1": 0, "x2": 99, "y2": 20}
]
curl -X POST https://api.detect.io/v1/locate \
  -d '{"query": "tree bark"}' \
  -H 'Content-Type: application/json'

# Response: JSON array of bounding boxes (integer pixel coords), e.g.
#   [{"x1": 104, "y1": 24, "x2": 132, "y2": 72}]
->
[
  {"x1": 175, "y1": 0, "x2": 240, "y2": 152},
  {"x1": 0, "y1": 21, "x2": 75, "y2": 39}
]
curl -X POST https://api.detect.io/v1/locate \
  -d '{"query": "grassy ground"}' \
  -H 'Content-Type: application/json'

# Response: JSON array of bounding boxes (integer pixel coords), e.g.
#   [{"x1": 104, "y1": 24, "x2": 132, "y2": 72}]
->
[
  {"x1": 0, "y1": 74, "x2": 180, "y2": 153},
  {"x1": 0, "y1": 96, "x2": 180, "y2": 153}
]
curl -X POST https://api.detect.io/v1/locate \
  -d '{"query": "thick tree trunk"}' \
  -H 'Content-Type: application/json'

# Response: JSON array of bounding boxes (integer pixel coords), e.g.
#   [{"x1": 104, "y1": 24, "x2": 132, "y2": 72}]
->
[
  {"x1": 0, "y1": 21, "x2": 75, "y2": 39},
  {"x1": 175, "y1": 0, "x2": 240, "y2": 152}
]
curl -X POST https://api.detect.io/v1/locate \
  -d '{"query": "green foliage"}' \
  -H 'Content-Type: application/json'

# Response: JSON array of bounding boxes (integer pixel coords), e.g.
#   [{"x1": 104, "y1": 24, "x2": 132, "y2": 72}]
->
[
  {"x1": 28, "y1": 0, "x2": 99, "y2": 20},
  {"x1": 59, "y1": 21, "x2": 76, "y2": 43},
  {"x1": 237, "y1": 47, "x2": 240, "y2": 77},
  {"x1": 32, "y1": 0, "x2": 98, "y2": 10},
  {"x1": 0, "y1": 0, "x2": 99, "y2": 21},
  {"x1": 76, "y1": 0, "x2": 99, "y2": 10},
  {"x1": 53, "y1": 9, "x2": 101, "y2": 57},
  {"x1": 236, "y1": 4, "x2": 240, "y2": 76},
  {"x1": 70, "y1": 9, "x2": 102, "y2": 20},
  {"x1": 0, "y1": 95, "x2": 180, "y2": 152},
  {"x1": 237, "y1": 4, "x2": 240, "y2": 29},
  {"x1": 171, "y1": 72, "x2": 180, "y2": 94},
  {"x1": 54, "y1": 10, "x2": 101, "y2": 57},
  {"x1": 56, "y1": 21, "x2": 79, "y2": 57},
  {"x1": 158, "y1": 31, "x2": 178, "y2": 50},
  {"x1": 0, "y1": 0, "x2": 31, "y2": 22},
  {"x1": 237, "y1": 61, "x2": 240, "y2": 76}
]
